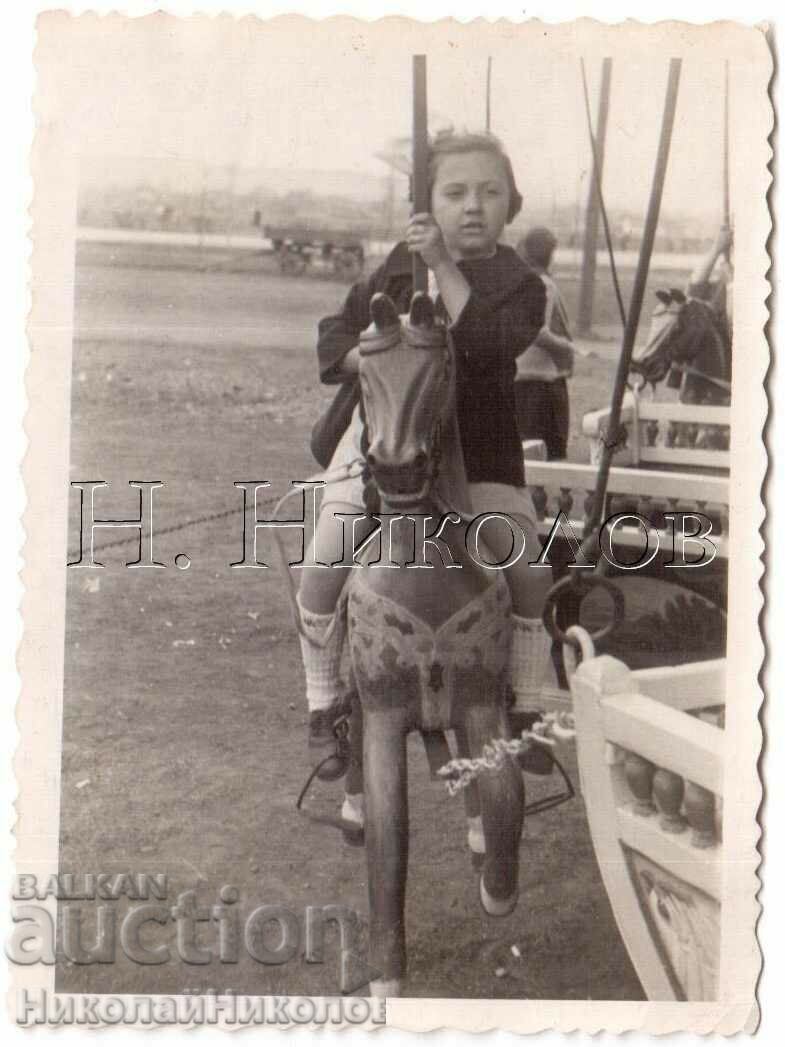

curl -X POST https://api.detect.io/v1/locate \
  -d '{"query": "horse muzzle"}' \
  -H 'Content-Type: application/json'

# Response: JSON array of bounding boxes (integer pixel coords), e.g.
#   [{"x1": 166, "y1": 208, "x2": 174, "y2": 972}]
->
[{"x1": 366, "y1": 451, "x2": 433, "y2": 509}]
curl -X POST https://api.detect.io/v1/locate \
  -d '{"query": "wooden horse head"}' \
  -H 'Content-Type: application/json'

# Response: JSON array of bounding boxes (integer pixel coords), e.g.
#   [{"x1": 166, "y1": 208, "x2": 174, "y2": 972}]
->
[
  {"x1": 358, "y1": 291, "x2": 474, "y2": 518},
  {"x1": 631, "y1": 289, "x2": 731, "y2": 404}
]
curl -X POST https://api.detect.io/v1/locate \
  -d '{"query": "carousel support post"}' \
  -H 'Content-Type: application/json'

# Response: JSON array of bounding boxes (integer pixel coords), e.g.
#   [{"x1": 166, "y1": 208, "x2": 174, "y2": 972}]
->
[
  {"x1": 412, "y1": 54, "x2": 429, "y2": 294},
  {"x1": 544, "y1": 59, "x2": 682, "y2": 651},
  {"x1": 486, "y1": 56, "x2": 492, "y2": 132},
  {"x1": 410, "y1": 54, "x2": 453, "y2": 759},
  {"x1": 583, "y1": 57, "x2": 682, "y2": 550},
  {"x1": 722, "y1": 59, "x2": 731, "y2": 257},
  {"x1": 577, "y1": 57, "x2": 613, "y2": 337}
]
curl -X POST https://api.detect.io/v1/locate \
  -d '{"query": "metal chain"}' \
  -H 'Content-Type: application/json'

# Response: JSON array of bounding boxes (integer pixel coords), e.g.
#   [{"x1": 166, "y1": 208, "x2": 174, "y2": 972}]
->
[
  {"x1": 65, "y1": 462, "x2": 365, "y2": 563},
  {"x1": 437, "y1": 712, "x2": 576, "y2": 796},
  {"x1": 65, "y1": 498, "x2": 275, "y2": 563}
]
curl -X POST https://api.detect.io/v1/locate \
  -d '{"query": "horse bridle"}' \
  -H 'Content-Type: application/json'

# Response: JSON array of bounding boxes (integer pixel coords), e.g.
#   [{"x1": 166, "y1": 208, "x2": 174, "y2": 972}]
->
[
  {"x1": 361, "y1": 326, "x2": 453, "y2": 511},
  {"x1": 426, "y1": 343, "x2": 452, "y2": 495},
  {"x1": 634, "y1": 297, "x2": 731, "y2": 396},
  {"x1": 668, "y1": 361, "x2": 732, "y2": 394},
  {"x1": 669, "y1": 300, "x2": 731, "y2": 395}
]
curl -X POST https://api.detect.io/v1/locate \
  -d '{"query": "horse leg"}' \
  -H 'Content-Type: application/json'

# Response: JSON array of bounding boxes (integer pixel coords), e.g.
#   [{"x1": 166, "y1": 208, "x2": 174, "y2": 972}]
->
[
  {"x1": 454, "y1": 722, "x2": 484, "y2": 865},
  {"x1": 463, "y1": 703, "x2": 524, "y2": 917},
  {"x1": 341, "y1": 694, "x2": 365, "y2": 846},
  {"x1": 363, "y1": 706, "x2": 409, "y2": 996}
]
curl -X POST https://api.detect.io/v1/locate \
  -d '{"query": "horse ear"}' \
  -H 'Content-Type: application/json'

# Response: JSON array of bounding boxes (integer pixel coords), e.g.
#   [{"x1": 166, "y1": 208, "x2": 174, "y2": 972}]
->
[
  {"x1": 670, "y1": 288, "x2": 687, "y2": 305},
  {"x1": 655, "y1": 290, "x2": 672, "y2": 306},
  {"x1": 370, "y1": 292, "x2": 400, "y2": 330},
  {"x1": 409, "y1": 290, "x2": 435, "y2": 328}
]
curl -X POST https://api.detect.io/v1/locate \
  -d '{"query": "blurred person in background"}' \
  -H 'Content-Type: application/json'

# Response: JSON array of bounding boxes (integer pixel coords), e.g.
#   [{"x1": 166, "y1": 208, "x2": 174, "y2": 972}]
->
[{"x1": 514, "y1": 227, "x2": 574, "y2": 460}]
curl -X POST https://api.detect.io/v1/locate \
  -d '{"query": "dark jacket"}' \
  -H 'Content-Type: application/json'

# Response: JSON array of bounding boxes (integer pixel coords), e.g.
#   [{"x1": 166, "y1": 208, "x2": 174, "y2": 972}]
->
[{"x1": 312, "y1": 242, "x2": 546, "y2": 486}]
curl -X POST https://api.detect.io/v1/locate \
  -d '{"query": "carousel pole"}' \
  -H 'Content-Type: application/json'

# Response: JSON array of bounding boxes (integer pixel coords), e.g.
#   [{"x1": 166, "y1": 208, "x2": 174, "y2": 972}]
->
[
  {"x1": 545, "y1": 59, "x2": 683, "y2": 648},
  {"x1": 578, "y1": 57, "x2": 626, "y2": 330},
  {"x1": 577, "y1": 57, "x2": 613, "y2": 336},
  {"x1": 722, "y1": 59, "x2": 731, "y2": 256},
  {"x1": 582, "y1": 57, "x2": 682, "y2": 553},
  {"x1": 410, "y1": 55, "x2": 453, "y2": 770},
  {"x1": 412, "y1": 55, "x2": 429, "y2": 294},
  {"x1": 486, "y1": 56, "x2": 492, "y2": 132}
]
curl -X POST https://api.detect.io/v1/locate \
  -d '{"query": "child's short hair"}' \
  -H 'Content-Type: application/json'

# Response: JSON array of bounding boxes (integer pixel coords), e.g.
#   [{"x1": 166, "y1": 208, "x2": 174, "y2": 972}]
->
[
  {"x1": 427, "y1": 130, "x2": 523, "y2": 223},
  {"x1": 521, "y1": 226, "x2": 558, "y2": 269}
]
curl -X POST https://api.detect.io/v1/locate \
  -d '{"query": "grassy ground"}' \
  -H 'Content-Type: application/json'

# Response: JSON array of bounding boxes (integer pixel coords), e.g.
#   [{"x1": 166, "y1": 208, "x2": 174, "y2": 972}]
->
[{"x1": 57, "y1": 245, "x2": 662, "y2": 999}]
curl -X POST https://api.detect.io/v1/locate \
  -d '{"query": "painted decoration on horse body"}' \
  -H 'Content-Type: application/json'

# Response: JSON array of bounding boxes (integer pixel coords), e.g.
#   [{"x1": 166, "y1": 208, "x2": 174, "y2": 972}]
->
[{"x1": 348, "y1": 550, "x2": 512, "y2": 725}]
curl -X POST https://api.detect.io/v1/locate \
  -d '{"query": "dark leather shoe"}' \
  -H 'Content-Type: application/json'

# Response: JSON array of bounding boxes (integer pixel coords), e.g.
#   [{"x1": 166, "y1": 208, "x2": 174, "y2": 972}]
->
[
  {"x1": 309, "y1": 707, "x2": 349, "y2": 781},
  {"x1": 507, "y1": 708, "x2": 545, "y2": 734},
  {"x1": 507, "y1": 709, "x2": 555, "y2": 777}
]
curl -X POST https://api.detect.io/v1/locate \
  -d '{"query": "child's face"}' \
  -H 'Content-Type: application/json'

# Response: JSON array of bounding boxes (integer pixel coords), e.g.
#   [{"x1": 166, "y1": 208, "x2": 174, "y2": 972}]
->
[{"x1": 430, "y1": 150, "x2": 510, "y2": 259}]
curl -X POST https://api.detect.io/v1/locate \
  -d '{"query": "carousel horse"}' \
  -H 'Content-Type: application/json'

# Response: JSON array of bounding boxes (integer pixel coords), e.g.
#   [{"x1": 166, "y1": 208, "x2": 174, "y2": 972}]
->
[
  {"x1": 344, "y1": 291, "x2": 525, "y2": 997},
  {"x1": 629, "y1": 289, "x2": 731, "y2": 452}
]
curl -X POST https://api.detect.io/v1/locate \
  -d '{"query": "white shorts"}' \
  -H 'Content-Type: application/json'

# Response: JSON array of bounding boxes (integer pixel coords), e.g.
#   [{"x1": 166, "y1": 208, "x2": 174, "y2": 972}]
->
[
  {"x1": 319, "y1": 413, "x2": 537, "y2": 536},
  {"x1": 319, "y1": 405, "x2": 365, "y2": 511},
  {"x1": 468, "y1": 482, "x2": 538, "y2": 533}
]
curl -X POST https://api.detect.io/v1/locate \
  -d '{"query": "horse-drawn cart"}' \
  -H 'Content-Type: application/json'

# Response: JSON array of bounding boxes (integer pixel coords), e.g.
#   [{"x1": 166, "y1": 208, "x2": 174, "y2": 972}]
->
[{"x1": 264, "y1": 223, "x2": 367, "y2": 281}]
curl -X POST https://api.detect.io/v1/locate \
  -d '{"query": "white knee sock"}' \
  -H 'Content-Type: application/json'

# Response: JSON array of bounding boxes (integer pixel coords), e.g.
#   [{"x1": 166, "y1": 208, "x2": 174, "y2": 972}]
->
[
  {"x1": 341, "y1": 792, "x2": 365, "y2": 827},
  {"x1": 509, "y1": 615, "x2": 552, "y2": 711},
  {"x1": 466, "y1": 815, "x2": 485, "y2": 856},
  {"x1": 297, "y1": 594, "x2": 346, "y2": 713}
]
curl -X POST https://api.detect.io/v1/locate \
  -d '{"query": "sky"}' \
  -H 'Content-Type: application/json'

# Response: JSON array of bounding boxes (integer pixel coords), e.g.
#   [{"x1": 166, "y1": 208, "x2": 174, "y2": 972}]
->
[{"x1": 41, "y1": 15, "x2": 749, "y2": 226}]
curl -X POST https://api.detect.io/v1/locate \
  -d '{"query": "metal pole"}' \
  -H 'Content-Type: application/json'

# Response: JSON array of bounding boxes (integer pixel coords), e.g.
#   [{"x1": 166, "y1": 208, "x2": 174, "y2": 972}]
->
[
  {"x1": 486, "y1": 57, "x2": 492, "y2": 132},
  {"x1": 579, "y1": 58, "x2": 627, "y2": 330},
  {"x1": 577, "y1": 58, "x2": 612, "y2": 337},
  {"x1": 583, "y1": 58, "x2": 682, "y2": 546},
  {"x1": 722, "y1": 60, "x2": 731, "y2": 256},
  {"x1": 412, "y1": 55, "x2": 429, "y2": 293}
]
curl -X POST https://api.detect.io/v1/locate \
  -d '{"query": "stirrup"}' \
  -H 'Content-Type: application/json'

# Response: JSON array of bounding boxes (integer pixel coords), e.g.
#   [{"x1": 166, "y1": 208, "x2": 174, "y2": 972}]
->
[
  {"x1": 308, "y1": 700, "x2": 351, "y2": 782},
  {"x1": 506, "y1": 696, "x2": 555, "y2": 777}
]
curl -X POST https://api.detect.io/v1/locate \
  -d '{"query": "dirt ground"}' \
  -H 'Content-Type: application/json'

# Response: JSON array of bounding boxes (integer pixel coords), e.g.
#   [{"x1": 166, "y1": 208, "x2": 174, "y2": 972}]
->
[{"x1": 56, "y1": 245, "x2": 671, "y2": 1000}]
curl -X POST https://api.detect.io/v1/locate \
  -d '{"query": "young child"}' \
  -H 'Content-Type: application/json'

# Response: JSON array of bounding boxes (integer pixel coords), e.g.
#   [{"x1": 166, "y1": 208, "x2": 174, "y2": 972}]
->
[
  {"x1": 514, "y1": 227, "x2": 575, "y2": 460},
  {"x1": 687, "y1": 223, "x2": 733, "y2": 344},
  {"x1": 298, "y1": 131, "x2": 553, "y2": 768}
]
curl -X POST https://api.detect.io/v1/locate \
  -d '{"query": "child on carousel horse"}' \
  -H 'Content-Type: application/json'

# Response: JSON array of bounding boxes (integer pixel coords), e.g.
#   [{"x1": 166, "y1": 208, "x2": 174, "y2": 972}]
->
[
  {"x1": 688, "y1": 223, "x2": 733, "y2": 344},
  {"x1": 298, "y1": 130, "x2": 553, "y2": 770}
]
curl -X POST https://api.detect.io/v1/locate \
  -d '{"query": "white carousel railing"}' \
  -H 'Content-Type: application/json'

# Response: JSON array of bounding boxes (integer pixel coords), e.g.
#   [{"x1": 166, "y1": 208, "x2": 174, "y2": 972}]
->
[
  {"x1": 521, "y1": 441, "x2": 730, "y2": 709},
  {"x1": 582, "y1": 388, "x2": 730, "y2": 472},
  {"x1": 522, "y1": 447, "x2": 730, "y2": 561},
  {"x1": 564, "y1": 626, "x2": 725, "y2": 1001}
]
